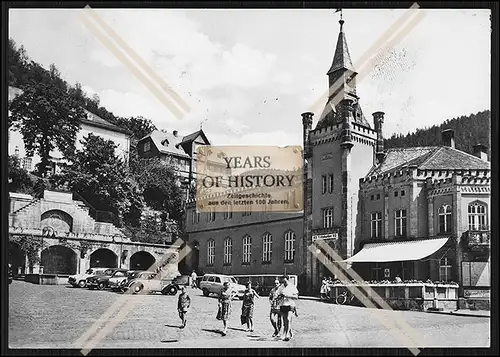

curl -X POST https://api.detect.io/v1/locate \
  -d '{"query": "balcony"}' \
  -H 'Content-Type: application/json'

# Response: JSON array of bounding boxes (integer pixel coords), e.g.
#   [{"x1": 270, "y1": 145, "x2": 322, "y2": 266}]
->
[{"x1": 463, "y1": 228, "x2": 490, "y2": 251}]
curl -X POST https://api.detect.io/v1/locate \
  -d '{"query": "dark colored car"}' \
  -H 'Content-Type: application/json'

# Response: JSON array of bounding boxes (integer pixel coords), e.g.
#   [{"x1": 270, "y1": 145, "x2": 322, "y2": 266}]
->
[{"x1": 86, "y1": 268, "x2": 128, "y2": 290}]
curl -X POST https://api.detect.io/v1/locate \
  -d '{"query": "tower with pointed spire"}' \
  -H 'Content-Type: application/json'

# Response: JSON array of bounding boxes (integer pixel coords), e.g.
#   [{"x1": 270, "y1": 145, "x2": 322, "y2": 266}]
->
[{"x1": 301, "y1": 15, "x2": 384, "y2": 292}]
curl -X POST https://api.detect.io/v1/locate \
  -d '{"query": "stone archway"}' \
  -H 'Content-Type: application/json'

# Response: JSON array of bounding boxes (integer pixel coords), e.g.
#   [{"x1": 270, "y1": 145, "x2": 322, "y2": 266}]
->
[
  {"x1": 129, "y1": 251, "x2": 156, "y2": 271},
  {"x1": 90, "y1": 248, "x2": 118, "y2": 268},
  {"x1": 41, "y1": 209, "x2": 73, "y2": 233},
  {"x1": 9, "y1": 242, "x2": 26, "y2": 276},
  {"x1": 41, "y1": 245, "x2": 78, "y2": 275}
]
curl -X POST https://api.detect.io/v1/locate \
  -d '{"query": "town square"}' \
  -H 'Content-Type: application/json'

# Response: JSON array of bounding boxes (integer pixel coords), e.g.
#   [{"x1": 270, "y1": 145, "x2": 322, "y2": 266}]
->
[{"x1": 5, "y1": 4, "x2": 493, "y2": 354}]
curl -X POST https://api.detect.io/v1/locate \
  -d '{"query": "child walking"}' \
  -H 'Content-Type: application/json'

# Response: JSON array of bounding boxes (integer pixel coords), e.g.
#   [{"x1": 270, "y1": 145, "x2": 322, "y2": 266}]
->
[{"x1": 177, "y1": 286, "x2": 191, "y2": 328}]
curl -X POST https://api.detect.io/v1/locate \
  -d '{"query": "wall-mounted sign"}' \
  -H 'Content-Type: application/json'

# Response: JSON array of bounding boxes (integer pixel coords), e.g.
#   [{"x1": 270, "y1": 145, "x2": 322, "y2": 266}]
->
[
  {"x1": 321, "y1": 153, "x2": 333, "y2": 161},
  {"x1": 384, "y1": 268, "x2": 391, "y2": 278},
  {"x1": 312, "y1": 233, "x2": 338, "y2": 241}
]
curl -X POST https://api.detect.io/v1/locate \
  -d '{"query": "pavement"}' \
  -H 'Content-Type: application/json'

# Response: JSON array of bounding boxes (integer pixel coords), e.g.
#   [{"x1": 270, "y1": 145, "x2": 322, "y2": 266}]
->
[{"x1": 8, "y1": 281, "x2": 491, "y2": 349}]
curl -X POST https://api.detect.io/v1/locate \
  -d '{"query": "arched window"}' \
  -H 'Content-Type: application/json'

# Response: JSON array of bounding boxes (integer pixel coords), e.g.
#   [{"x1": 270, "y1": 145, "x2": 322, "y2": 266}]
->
[
  {"x1": 262, "y1": 233, "x2": 272, "y2": 263},
  {"x1": 438, "y1": 204, "x2": 452, "y2": 234},
  {"x1": 223, "y1": 237, "x2": 232, "y2": 265},
  {"x1": 468, "y1": 202, "x2": 488, "y2": 230},
  {"x1": 207, "y1": 239, "x2": 215, "y2": 266},
  {"x1": 284, "y1": 230, "x2": 296, "y2": 263},
  {"x1": 242, "y1": 235, "x2": 252, "y2": 265}
]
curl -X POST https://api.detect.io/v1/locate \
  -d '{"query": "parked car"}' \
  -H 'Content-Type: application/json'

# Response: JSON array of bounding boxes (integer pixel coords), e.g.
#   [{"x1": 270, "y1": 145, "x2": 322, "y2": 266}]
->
[
  {"x1": 68, "y1": 267, "x2": 113, "y2": 288},
  {"x1": 125, "y1": 271, "x2": 181, "y2": 295},
  {"x1": 199, "y1": 274, "x2": 246, "y2": 299},
  {"x1": 86, "y1": 268, "x2": 129, "y2": 290},
  {"x1": 108, "y1": 270, "x2": 140, "y2": 292}
]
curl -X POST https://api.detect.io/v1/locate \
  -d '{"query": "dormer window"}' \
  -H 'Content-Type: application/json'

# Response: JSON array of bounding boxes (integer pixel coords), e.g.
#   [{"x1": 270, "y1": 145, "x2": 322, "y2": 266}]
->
[{"x1": 143, "y1": 141, "x2": 151, "y2": 153}]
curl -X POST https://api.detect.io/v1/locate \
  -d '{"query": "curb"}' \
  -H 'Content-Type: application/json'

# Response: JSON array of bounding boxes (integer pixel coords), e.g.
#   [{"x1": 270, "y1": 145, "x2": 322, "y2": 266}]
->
[{"x1": 426, "y1": 310, "x2": 490, "y2": 318}]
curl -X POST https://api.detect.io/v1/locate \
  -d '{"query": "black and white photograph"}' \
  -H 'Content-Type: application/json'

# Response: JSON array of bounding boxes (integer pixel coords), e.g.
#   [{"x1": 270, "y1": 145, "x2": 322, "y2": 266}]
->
[{"x1": 4, "y1": 3, "x2": 493, "y2": 353}]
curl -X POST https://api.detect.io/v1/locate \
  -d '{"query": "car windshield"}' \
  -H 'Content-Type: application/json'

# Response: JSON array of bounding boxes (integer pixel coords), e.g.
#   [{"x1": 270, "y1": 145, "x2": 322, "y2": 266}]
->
[
  {"x1": 230, "y1": 277, "x2": 237, "y2": 284},
  {"x1": 95, "y1": 270, "x2": 107, "y2": 276},
  {"x1": 104, "y1": 269, "x2": 114, "y2": 275}
]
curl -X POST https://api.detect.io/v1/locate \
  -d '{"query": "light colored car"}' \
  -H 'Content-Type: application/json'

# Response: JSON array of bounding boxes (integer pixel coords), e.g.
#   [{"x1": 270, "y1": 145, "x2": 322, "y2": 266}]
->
[
  {"x1": 68, "y1": 267, "x2": 113, "y2": 288},
  {"x1": 125, "y1": 272, "x2": 180, "y2": 295},
  {"x1": 199, "y1": 274, "x2": 246, "y2": 299}
]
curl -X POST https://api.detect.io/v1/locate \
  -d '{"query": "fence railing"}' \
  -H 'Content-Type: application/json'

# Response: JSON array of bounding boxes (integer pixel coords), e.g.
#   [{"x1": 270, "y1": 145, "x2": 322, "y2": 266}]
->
[{"x1": 71, "y1": 191, "x2": 121, "y2": 228}]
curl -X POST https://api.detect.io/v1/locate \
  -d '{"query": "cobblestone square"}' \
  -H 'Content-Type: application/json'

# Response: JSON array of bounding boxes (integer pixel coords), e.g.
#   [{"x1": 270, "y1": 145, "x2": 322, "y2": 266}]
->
[{"x1": 8, "y1": 281, "x2": 490, "y2": 350}]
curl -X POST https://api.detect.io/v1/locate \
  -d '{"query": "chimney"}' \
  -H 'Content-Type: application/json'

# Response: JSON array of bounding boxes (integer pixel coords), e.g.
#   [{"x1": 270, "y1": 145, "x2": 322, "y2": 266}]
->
[
  {"x1": 441, "y1": 129, "x2": 455, "y2": 149},
  {"x1": 473, "y1": 144, "x2": 488, "y2": 161},
  {"x1": 301, "y1": 112, "x2": 313, "y2": 159},
  {"x1": 173, "y1": 130, "x2": 178, "y2": 137},
  {"x1": 372, "y1": 111, "x2": 385, "y2": 164}
]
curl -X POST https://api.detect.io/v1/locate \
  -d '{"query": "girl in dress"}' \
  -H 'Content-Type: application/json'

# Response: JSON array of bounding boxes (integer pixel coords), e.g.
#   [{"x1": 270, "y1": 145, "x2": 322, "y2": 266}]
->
[
  {"x1": 217, "y1": 282, "x2": 237, "y2": 336},
  {"x1": 241, "y1": 281, "x2": 260, "y2": 332}
]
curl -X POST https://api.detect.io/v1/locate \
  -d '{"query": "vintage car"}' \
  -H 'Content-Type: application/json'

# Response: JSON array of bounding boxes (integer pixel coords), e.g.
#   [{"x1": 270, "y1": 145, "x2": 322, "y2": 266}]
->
[
  {"x1": 199, "y1": 273, "x2": 246, "y2": 299},
  {"x1": 86, "y1": 268, "x2": 129, "y2": 290},
  {"x1": 124, "y1": 272, "x2": 181, "y2": 295},
  {"x1": 68, "y1": 267, "x2": 113, "y2": 288},
  {"x1": 108, "y1": 270, "x2": 143, "y2": 292}
]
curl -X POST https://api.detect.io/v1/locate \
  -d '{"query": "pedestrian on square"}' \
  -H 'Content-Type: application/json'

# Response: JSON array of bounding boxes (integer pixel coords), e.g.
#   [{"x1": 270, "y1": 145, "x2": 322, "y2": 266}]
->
[
  {"x1": 241, "y1": 281, "x2": 260, "y2": 332},
  {"x1": 191, "y1": 270, "x2": 198, "y2": 289},
  {"x1": 217, "y1": 282, "x2": 237, "y2": 336},
  {"x1": 278, "y1": 275, "x2": 299, "y2": 341},
  {"x1": 269, "y1": 278, "x2": 283, "y2": 337},
  {"x1": 177, "y1": 286, "x2": 191, "y2": 328}
]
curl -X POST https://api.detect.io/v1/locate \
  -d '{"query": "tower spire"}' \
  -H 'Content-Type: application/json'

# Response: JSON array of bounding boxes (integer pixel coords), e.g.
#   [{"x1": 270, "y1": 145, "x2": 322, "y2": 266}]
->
[{"x1": 327, "y1": 12, "x2": 355, "y2": 75}]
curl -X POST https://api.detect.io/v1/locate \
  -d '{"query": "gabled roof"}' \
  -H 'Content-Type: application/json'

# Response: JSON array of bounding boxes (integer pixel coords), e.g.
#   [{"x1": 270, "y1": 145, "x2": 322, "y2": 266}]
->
[
  {"x1": 181, "y1": 129, "x2": 210, "y2": 145},
  {"x1": 81, "y1": 109, "x2": 132, "y2": 135},
  {"x1": 139, "y1": 130, "x2": 191, "y2": 158},
  {"x1": 367, "y1": 146, "x2": 490, "y2": 177}
]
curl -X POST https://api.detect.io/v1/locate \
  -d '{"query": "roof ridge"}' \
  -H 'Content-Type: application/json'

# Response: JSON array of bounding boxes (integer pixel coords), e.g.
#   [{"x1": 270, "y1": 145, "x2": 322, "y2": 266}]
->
[{"x1": 412, "y1": 146, "x2": 441, "y2": 168}]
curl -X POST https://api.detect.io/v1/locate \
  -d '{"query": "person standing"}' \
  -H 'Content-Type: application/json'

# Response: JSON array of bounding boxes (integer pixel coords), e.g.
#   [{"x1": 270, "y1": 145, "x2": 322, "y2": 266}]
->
[
  {"x1": 241, "y1": 281, "x2": 260, "y2": 332},
  {"x1": 177, "y1": 286, "x2": 191, "y2": 328},
  {"x1": 191, "y1": 270, "x2": 198, "y2": 289},
  {"x1": 269, "y1": 278, "x2": 283, "y2": 337},
  {"x1": 278, "y1": 275, "x2": 299, "y2": 341},
  {"x1": 217, "y1": 282, "x2": 237, "y2": 336}
]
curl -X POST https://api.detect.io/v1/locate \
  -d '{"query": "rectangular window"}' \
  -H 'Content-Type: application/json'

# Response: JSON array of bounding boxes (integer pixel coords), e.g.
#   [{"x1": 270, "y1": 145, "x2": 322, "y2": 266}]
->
[
  {"x1": 438, "y1": 204, "x2": 452, "y2": 234},
  {"x1": 223, "y1": 206, "x2": 233, "y2": 220},
  {"x1": 377, "y1": 193, "x2": 380, "y2": 200},
  {"x1": 224, "y1": 239, "x2": 232, "y2": 265},
  {"x1": 401, "y1": 190, "x2": 405, "y2": 196},
  {"x1": 191, "y1": 211, "x2": 196, "y2": 224},
  {"x1": 322, "y1": 175, "x2": 327, "y2": 194},
  {"x1": 242, "y1": 236, "x2": 252, "y2": 264},
  {"x1": 394, "y1": 209, "x2": 407, "y2": 237},
  {"x1": 323, "y1": 208, "x2": 333, "y2": 228},
  {"x1": 207, "y1": 209, "x2": 216, "y2": 222},
  {"x1": 328, "y1": 174, "x2": 334, "y2": 193},
  {"x1": 143, "y1": 141, "x2": 151, "y2": 153},
  {"x1": 371, "y1": 263, "x2": 382, "y2": 281},
  {"x1": 439, "y1": 257, "x2": 452, "y2": 282},
  {"x1": 22, "y1": 157, "x2": 32, "y2": 171},
  {"x1": 207, "y1": 240, "x2": 215, "y2": 266},
  {"x1": 394, "y1": 191, "x2": 398, "y2": 197},
  {"x1": 262, "y1": 233, "x2": 272, "y2": 263},
  {"x1": 284, "y1": 231, "x2": 296, "y2": 262},
  {"x1": 371, "y1": 212, "x2": 382, "y2": 239},
  {"x1": 370, "y1": 195, "x2": 374, "y2": 201}
]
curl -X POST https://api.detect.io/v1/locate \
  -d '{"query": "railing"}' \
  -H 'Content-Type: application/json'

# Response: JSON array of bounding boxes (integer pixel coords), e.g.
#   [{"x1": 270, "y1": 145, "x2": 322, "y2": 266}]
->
[{"x1": 72, "y1": 191, "x2": 122, "y2": 228}]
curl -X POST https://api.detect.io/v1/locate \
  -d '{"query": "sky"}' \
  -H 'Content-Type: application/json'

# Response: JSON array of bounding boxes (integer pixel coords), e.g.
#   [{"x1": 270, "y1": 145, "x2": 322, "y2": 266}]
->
[{"x1": 9, "y1": 8, "x2": 491, "y2": 147}]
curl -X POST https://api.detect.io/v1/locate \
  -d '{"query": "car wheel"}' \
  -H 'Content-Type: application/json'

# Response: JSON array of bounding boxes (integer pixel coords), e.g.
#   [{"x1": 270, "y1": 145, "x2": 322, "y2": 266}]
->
[
  {"x1": 78, "y1": 280, "x2": 86, "y2": 288},
  {"x1": 98, "y1": 282, "x2": 105, "y2": 290},
  {"x1": 168, "y1": 285, "x2": 178, "y2": 296},
  {"x1": 202, "y1": 288, "x2": 209, "y2": 297},
  {"x1": 133, "y1": 284, "x2": 143, "y2": 294}
]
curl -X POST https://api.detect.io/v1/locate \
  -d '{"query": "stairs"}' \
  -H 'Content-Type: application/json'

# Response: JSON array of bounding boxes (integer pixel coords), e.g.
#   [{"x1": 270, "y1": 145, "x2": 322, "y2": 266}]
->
[{"x1": 11, "y1": 198, "x2": 41, "y2": 216}]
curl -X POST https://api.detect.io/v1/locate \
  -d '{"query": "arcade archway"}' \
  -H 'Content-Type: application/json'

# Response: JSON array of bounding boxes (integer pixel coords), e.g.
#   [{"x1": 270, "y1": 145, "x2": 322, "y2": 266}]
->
[
  {"x1": 41, "y1": 245, "x2": 78, "y2": 275},
  {"x1": 90, "y1": 248, "x2": 118, "y2": 268},
  {"x1": 9, "y1": 242, "x2": 26, "y2": 276},
  {"x1": 129, "y1": 251, "x2": 156, "y2": 271}
]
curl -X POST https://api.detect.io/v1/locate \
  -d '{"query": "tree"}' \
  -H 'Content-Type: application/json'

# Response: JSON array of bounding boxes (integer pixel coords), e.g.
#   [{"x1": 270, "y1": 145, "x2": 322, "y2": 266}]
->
[
  {"x1": 51, "y1": 133, "x2": 141, "y2": 223},
  {"x1": 9, "y1": 80, "x2": 86, "y2": 177},
  {"x1": 8, "y1": 155, "x2": 35, "y2": 194}
]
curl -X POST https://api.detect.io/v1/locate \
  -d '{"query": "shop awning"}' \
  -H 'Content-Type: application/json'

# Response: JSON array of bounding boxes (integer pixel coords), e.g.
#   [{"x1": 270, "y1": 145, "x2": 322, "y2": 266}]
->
[{"x1": 345, "y1": 237, "x2": 450, "y2": 263}]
